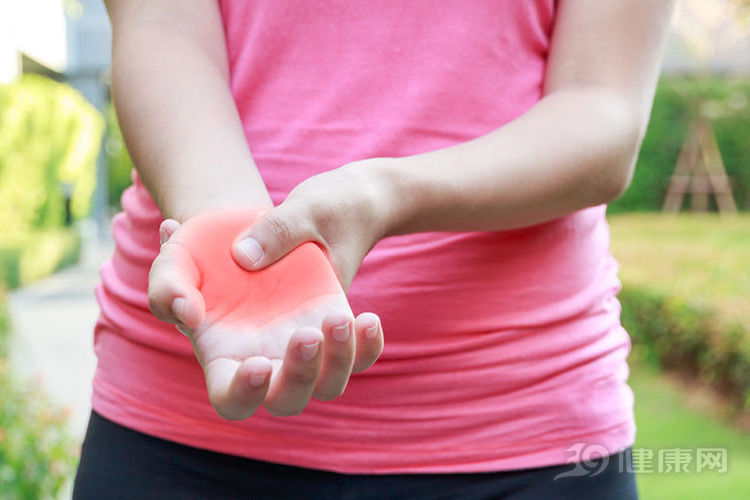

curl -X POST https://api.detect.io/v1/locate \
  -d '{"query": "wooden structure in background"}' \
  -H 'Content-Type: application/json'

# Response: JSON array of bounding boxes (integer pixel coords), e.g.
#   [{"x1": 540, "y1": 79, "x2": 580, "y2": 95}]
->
[{"x1": 662, "y1": 118, "x2": 737, "y2": 213}]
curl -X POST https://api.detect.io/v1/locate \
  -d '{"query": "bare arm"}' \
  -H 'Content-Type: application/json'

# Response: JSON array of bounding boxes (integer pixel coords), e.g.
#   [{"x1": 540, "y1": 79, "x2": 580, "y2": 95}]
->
[
  {"x1": 105, "y1": 0, "x2": 271, "y2": 222},
  {"x1": 233, "y1": 0, "x2": 675, "y2": 287},
  {"x1": 106, "y1": 0, "x2": 384, "y2": 420},
  {"x1": 377, "y1": 0, "x2": 676, "y2": 234}
]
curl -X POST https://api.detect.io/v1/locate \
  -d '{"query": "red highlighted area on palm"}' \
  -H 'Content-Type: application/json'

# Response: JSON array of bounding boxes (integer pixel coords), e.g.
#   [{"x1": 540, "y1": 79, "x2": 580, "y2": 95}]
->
[
  {"x1": 148, "y1": 207, "x2": 382, "y2": 419},
  {"x1": 179, "y1": 208, "x2": 343, "y2": 330}
]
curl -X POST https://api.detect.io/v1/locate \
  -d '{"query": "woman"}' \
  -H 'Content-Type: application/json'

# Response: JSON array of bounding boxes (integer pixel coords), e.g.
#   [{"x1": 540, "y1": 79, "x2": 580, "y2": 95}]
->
[{"x1": 73, "y1": 0, "x2": 674, "y2": 498}]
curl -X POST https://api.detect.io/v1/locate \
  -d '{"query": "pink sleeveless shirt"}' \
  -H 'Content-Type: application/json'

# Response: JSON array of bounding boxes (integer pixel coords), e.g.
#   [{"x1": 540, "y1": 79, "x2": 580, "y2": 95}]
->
[{"x1": 91, "y1": 0, "x2": 636, "y2": 473}]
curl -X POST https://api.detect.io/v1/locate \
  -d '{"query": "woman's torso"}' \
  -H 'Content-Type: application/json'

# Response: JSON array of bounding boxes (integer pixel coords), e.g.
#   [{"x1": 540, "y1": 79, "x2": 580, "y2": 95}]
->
[{"x1": 91, "y1": 0, "x2": 635, "y2": 473}]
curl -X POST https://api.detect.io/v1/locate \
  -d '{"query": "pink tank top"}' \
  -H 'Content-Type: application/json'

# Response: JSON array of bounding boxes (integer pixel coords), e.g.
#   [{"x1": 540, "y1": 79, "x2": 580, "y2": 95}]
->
[{"x1": 91, "y1": 0, "x2": 635, "y2": 473}]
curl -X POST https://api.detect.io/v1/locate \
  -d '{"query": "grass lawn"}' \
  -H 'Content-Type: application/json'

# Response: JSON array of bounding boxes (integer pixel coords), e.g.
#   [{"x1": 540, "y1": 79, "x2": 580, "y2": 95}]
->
[
  {"x1": 607, "y1": 212, "x2": 749, "y2": 331},
  {"x1": 609, "y1": 213, "x2": 749, "y2": 498},
  {"x1": 609, "y1": 212, "x2": 749, "y2": 408},
  {"x1": 630, "y1": 362, "x2": 750, "y2": 499}
]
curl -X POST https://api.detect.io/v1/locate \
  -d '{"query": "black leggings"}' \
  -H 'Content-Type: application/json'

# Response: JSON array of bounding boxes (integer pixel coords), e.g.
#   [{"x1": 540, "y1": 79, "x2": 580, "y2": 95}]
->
[{"x1": 73, "y1": 411, "x2": 638, "y2": 500}]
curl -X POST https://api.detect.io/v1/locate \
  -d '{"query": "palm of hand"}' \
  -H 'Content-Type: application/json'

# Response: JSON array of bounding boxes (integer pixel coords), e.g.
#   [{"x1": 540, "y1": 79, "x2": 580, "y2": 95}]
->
[
  {"x1": 149, "y1": 208, "x2": 383, "y2": 420},
  {"x1": 193, "y1": 291, "x2": 349, "y2": 363}
]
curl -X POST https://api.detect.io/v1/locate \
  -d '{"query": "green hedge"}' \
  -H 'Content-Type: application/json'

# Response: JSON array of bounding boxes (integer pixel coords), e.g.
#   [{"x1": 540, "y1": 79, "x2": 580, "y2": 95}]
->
[
  {"x1": 0, "y1": 296, "x2": 77, "y2": 498},
  {"x1": 0, "y1": 74, "x2": 95, "y2": 288},
  {"x1": 620, "y1": 287, "x2": 749, "y2": 411},
  {"x1": 608, "y1": 76, "x2": 749, "y2": 213},
  {"x1": 0, "y1": 74, "x2": 104, "y2": 238},
  {"x1": 0, "y1": 361, "x2": 77, "y2": 499},
  {"x1": 0, "y1": 229, "x2": 82, "y2": 290}
]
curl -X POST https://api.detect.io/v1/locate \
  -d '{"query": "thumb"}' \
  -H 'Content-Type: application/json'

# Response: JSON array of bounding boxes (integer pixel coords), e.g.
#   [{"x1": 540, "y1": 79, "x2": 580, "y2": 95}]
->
[
  {"x1": 231, "y1": 204, "x2": 314, "y2": 270},
  {"x1": 159, "y1": 218, "x2": 180, "y2": 245}
]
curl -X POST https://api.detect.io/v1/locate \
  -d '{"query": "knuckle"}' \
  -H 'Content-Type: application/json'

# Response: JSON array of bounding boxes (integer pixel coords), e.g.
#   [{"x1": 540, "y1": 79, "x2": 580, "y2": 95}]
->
[
  {"x1": 263, "y1": 214, "x2": 296, "y2": 243},
  {"x1": 147, "y1": 289, "x2": 166, "y2": 318},
  {"x1": 147, "y1": 263, "x2": 174, "y2": 318}
]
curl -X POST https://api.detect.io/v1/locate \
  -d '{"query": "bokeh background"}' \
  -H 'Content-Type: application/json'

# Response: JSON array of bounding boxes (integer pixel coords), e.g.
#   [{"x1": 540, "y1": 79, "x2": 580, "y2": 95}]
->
[{"x1": 0, "y1": 0, "x2": 748, "y2": 498}]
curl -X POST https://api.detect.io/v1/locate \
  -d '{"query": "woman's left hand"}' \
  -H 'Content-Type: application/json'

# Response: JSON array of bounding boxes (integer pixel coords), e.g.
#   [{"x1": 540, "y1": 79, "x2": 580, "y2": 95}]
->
[{"x1": 231, "y1": 158, "x2": 396, "y2": 290}]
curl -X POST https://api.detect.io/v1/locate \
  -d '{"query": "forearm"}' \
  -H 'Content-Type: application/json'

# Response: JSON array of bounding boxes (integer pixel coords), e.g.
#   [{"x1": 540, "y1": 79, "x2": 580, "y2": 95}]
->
[
  {"x1": 107, "y1": 1, "x2": 271, "y2": 222},
  {"x1": 229, "y1": 0, "x2": 674, "y2": 293},
  {"x1": 370, "y1": 0, "x2": 673, "y2": 236},
  {"x1": 376, "y1": 86, "x2": 640, "y2": 235}
]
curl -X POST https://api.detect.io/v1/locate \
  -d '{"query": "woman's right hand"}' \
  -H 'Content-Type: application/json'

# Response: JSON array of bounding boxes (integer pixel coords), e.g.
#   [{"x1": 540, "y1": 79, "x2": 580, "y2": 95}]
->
[{"x1": 147, "y1": 215, "x2": 384, "y2": 420}]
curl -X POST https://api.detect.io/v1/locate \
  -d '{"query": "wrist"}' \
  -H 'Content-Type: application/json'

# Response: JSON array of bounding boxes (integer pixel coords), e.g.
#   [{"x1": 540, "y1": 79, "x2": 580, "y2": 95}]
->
[
  {"x1": 166, "y1": 191, "x2": 274, "y2": 223},
  {"x1": 342, "y1": 157, "x2": 408, "y2": 241}
]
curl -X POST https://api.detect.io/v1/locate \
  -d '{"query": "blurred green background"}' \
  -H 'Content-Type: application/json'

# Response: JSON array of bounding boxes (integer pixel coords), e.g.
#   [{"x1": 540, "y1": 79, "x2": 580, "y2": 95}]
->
[{"x1": 1, "y1": 0, "x2": 749, "y2": 499}]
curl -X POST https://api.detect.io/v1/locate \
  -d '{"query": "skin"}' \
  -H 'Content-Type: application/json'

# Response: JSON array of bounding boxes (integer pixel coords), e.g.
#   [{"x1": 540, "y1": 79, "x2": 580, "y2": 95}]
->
[
  {"x1": 105, "y1": 0, "x2": 675, "y2": 419},
  {"x1": 153, "y1": 208, "x2": 382, "y2": 419},
  {"x1": 105, "y1": 0, "x2": 383, "y2": 419}
]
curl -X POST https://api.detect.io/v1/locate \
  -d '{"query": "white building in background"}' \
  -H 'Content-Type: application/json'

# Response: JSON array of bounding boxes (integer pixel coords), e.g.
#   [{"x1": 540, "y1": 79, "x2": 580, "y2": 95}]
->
[
  {"x1": 1, "y1": 0, "x2": 110, "y2": 82},
  {"x1": 0, "y1": 0, "x2": 111, "y2": 241}
]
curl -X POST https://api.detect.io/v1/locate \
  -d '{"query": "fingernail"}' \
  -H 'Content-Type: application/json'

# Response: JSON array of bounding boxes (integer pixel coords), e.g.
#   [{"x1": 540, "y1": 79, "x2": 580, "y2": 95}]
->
[
  {"x1": 172, "y1": 297, "x2": 186, "y2": 323},
  {"x1": 159, "y1": 227, "x2": 168, "y2": 245},
  {"x1": 249, "y1": 372, "x2": 269, "y2": 388},
  {"x1": 176, "y1": 325, "x2": 191, "y2": 337},
  {"x1": 299, "y1": 341, "x2": 320, "y2": 361},
  {"x1": 365, "y1": 324, "x2": 379, "y2": 339},
  {"x1": 331, "y1": 323, "x2": 350, "y2": 342},
  {"x1": 236, "y1": 237, "x2": 264, "y2": 267}
]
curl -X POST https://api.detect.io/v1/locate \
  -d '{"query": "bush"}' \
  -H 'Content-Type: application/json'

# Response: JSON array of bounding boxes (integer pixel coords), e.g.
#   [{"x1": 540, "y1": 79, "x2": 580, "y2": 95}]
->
[
  {"x1": 0, "y1": 74, "x2": 104, "y2": 238},
  {"x1": 0, "y1": 361, "x2": 77, "y2": 498},
  {"x1": 0, "y1": 229, "x2": 82, "y2": 290},
  {"x1": 0, "y1": 249, "x2": 21, "y2": 291},
  {"x1": 609, "y1": 76, "x2": 749, "y2": 213},
  {"x1": 0, "y1": 297, "x2": 77, "y2": 498},
  {"x1": 620, "y1": 287, "x2": 749, "y2": 411}
]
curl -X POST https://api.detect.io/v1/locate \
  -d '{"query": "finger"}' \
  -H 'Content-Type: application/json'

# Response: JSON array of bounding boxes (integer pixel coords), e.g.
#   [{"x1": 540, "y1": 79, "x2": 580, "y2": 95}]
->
[
  {"x1": 204, "y1": 356, "x2": 273, "y2": 420},
  {"x1": 264, "y1": 327, "x2": 324, "y2": 416},
  {"x1": 159, "y1": 219, "x2": 180, "y2": 245},
  {"x1": 231, "y1": 202, "x2": 315, "y2": 270},
  {"x1": 147, "y1": 240, "x2": 205, "y2": 330},
  {"x1": 313, "y1": 313, "x2": 355, "y2": 401},
  {"x1": 352, "y1": 312, "x2": 384, "y2": 373}
]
